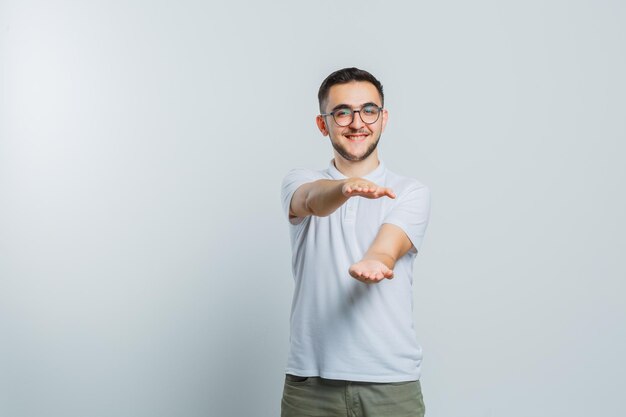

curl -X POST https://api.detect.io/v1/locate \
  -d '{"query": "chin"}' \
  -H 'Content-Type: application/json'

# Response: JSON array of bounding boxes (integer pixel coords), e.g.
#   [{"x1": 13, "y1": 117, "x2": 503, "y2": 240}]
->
[
  {"x1": 340, "y1": 151, "x2": 372, "y2": 162},
  {"x1": 330, "y1": 133, "x2": 380, "y2": 163}
]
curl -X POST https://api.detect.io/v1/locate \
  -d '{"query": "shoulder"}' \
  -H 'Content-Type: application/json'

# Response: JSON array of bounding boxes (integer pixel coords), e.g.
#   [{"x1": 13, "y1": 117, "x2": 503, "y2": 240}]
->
[{"x1": 280, "y1": 167, "x2": 331, "y2": 225}]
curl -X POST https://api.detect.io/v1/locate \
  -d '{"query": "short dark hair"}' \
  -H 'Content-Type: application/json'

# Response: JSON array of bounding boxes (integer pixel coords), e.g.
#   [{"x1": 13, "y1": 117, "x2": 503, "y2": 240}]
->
[{"x1": 318, "y1": 67, "x2": 384, "y2": 112}]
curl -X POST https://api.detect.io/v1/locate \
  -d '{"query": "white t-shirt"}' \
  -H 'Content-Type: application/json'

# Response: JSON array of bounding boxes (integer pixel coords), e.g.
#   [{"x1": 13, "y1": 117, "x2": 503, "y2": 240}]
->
[{"x1": 281, "y1": 160, "x2": 431, "y2": 383}]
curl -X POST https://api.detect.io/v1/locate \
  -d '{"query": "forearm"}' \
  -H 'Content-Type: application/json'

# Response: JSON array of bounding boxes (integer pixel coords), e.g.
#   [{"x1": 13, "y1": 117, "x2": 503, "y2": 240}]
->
[
  {"x1": 290, "y1": 177, "x2": 395, "y2": 219},
  {"x1": 303, "y1": 179, "x2": 349, "y2": 217}
]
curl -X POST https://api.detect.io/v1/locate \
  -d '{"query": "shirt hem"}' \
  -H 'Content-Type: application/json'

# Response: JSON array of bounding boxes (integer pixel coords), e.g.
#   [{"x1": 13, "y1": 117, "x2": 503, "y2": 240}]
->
[{"x1": 285, "y1": 368, "x2": 421, "y2": 383}]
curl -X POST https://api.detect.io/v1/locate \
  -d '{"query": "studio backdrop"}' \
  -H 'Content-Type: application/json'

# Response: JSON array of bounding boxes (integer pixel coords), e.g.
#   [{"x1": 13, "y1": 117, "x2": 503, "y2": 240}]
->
[{"x1": 1, "y1": 1, "x2": 624, "y2": 416}]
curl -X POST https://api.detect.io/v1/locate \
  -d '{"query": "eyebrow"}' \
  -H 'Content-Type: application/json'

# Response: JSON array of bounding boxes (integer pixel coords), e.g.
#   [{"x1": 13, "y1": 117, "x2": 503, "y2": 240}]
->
[{"x1": 330, "y1": 102, "x2": 380, "y2": 112}]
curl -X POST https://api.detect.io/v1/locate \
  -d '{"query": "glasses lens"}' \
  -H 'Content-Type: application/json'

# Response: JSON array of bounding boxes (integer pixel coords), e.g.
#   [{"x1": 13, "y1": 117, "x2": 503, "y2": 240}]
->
[
  {"x1": 360, "y1": 105, "x2": 380, "y2": 124},
  {"x1": 333, "y1": 108, "x2": 353, "y2": 126}
]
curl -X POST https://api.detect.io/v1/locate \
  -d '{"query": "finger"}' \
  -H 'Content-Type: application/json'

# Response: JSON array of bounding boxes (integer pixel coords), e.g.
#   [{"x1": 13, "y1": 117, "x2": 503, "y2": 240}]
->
[
  {"x1": 358, "y1": 190, "x2": 380, "y2": 198},
  {"x1": 363, "y1": 271, "x2": 377, "y2": 281},
  {"x1": 373, "y1": 188, "x2": 388, "y2": 198},
  {"x1": 363, "y1": 187, "x2": 387, "y2": 199},
  {"x1": 353, "y1": 274, "x2": 365, "y2": 282},
  {"x1": 373, "y1": 187, "x2": 391, "y2": 197}
]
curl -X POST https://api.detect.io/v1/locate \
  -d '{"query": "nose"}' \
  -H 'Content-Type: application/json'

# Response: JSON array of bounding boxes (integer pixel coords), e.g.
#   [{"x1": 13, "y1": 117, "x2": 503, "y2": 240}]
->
[{"x1": 348, "y1": 110, "x2": 365, "y2": 129}]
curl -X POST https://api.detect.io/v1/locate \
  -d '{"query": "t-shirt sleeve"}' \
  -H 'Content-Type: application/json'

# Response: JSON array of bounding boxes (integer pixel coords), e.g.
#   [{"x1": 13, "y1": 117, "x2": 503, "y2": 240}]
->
[
  {"x1": 383, "y1": 183, "x2": 431, "y2": 252},
  {"x1": 281, "y1": 169, "x2": 324, "y2": 224}
]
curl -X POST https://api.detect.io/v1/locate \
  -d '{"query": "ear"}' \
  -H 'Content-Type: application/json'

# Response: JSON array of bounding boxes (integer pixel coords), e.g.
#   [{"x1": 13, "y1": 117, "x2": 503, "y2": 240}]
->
[
  {"x1": 316, "y1": 115, "x2": 329, "y2": 136},
  {"x1": 381, "y1": 109, "x2": 389, "y2": 132}
]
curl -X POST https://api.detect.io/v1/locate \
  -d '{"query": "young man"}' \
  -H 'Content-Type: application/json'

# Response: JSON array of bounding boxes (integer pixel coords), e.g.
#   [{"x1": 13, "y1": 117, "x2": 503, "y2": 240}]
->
[{"x1": 280, "y1": 68, "x2": 431, "y2": 417}]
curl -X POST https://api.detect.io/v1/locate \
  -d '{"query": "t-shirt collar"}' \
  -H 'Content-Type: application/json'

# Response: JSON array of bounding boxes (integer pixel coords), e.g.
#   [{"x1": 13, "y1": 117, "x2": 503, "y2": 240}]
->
[{"x1": 328, "y1": 159, "x2": 386, "y2": 182}]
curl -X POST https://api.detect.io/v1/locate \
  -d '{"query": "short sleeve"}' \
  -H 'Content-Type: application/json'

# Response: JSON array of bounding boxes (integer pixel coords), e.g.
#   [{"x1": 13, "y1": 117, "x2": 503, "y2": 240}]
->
[
  {"x1": 281, "y1": 169, "x2": 324, "y2": 224},
  {"x1": 383, "y1": 183, "x2": 431, "y2": 252}
]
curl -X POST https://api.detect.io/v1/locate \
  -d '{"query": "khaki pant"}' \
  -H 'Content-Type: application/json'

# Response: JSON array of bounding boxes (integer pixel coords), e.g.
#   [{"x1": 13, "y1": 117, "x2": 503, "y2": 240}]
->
[{"x1": 281, "y1": 374, "x2": 425, "y2": 417}]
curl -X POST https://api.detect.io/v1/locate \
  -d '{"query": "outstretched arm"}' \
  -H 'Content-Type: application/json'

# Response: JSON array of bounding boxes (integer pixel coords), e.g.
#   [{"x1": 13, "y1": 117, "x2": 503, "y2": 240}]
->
[
  {"x1": 349, "y1": 223, "x2": 414, "y2": 284},
  {"x1": 289, "y1": 178, "x2": 396, "y2": 219}
]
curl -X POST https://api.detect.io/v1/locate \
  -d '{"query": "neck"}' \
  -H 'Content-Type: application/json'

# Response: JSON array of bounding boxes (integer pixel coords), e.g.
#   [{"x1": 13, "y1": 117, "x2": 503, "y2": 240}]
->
[{"x1": 332, "y1": 151, "x2": 380, "y2": 178}]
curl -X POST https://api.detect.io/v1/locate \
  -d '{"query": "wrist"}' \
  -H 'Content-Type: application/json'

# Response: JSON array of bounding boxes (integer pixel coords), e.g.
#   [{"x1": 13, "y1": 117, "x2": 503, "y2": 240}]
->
[{"x1": 363, "y1": 254, "x2": 395, "y2": 270}]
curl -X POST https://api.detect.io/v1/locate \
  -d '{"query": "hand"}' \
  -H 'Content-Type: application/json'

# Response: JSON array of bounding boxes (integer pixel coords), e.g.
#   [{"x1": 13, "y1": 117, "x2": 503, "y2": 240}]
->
[
  {"x1": 342, "y1": 179, "x2": 396, "y2": 200},
  {"x1": 349, "y1": 259, "x2": 394, "y2": 284}
]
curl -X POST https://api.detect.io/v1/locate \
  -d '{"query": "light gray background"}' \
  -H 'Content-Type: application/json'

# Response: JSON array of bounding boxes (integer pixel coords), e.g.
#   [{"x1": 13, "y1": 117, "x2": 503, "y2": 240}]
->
[{"x1": 1, "y1": 1, "x2": 624, "y2": 416}]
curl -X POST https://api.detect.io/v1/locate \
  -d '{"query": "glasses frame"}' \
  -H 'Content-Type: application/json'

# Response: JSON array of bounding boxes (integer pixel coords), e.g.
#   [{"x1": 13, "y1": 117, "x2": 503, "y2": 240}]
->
[{"x1": 320, "y1": 105, "x2": 384, "y2": 127}]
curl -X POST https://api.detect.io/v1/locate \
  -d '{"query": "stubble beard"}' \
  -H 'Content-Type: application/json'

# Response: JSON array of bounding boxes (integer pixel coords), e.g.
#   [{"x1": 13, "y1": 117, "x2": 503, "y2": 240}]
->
[{"x1": 330, "y1": 131, "x2": 381, "y2": 162}]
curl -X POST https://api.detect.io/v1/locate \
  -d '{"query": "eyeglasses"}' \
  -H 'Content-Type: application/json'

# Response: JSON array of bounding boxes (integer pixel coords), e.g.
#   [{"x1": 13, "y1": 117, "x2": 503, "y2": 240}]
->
[{"x1": 321, "y1": 105, "x2": 383, "y2": 127}]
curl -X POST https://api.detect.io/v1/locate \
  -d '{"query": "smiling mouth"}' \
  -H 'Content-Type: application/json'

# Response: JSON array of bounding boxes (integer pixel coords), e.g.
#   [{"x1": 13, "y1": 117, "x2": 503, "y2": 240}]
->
[{"x1": 345, "y1": 134, "x2": 368, "y2": 141}]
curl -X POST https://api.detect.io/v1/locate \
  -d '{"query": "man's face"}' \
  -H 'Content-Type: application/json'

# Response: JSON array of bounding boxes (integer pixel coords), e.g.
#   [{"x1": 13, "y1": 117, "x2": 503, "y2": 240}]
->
[{"x1": 316, "y1": 81, "x2": 388, "y2": 162}]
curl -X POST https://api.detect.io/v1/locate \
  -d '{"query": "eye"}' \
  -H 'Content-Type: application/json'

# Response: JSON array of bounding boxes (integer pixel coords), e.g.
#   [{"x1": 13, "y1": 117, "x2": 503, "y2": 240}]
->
[
  {"x1": 362, "y1": 105, "x2": 379, "y2": 115},
  {"x1": 334, "y1": 108, "x2": 352, "y2": 117}
]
